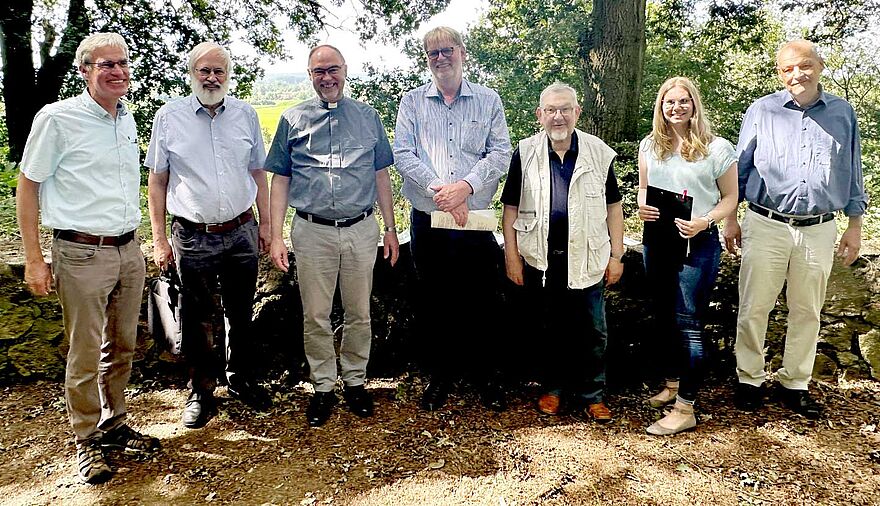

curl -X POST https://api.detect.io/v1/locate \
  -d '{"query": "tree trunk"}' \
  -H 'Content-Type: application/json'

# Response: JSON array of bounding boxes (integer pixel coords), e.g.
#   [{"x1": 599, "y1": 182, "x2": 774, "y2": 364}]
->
[
  {"x1": 0, "y1": 0, "x2": 87, "y2": 163},
  {"x1": 582, "y1": 0, "x2": 646, "y2": 143}
]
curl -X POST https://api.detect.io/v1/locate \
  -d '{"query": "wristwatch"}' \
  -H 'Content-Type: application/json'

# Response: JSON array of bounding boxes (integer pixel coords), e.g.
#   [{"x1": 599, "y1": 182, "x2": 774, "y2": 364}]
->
[
  {"x1": 701, "y1": 213, "x2": 716, "y2": 228},
  {"x1": 384, "y1": 225, "x2": 397, "y2": 233}
]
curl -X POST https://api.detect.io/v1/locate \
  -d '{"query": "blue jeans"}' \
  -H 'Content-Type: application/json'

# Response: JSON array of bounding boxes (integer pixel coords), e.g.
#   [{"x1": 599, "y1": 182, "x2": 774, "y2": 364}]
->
[
  {"x1": 643, "y1": 227, "x2": 721, "y2": 403},
  {"x1": 172, "y1": 218, "x2": 260, "y2": 393},
  {"x1": 522, "y1": 251, "x2": 608, "y2": 404}
]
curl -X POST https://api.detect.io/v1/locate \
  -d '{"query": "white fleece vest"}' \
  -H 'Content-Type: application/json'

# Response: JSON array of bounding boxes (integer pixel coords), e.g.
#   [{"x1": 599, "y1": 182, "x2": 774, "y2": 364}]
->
[{"x1": 513, "y1": 129, "x2": 617, "y2": 288}]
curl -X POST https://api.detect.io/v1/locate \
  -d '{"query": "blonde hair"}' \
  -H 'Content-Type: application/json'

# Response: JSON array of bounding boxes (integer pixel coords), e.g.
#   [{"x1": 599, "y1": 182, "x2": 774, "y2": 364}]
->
[
  {"x1": 423, "y1": 26, "x2": 465, "y2": 51},
  {"x1": 649, "y1": 76, "x2": 713, "y2": 162}
]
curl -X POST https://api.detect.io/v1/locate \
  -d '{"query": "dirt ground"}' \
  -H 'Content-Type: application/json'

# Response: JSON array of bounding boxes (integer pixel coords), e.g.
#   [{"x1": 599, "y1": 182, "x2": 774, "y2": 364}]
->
[{"x1": 0, "y1": 373, "x2": 878, "y2": 506}]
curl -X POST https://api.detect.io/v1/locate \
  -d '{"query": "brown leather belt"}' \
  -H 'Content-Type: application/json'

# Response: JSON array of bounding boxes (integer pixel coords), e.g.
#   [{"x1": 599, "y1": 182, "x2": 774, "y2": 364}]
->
[
  {"x1": 296, "y1": 208, "x2": 373, "y2": 227},
  {"x1": 53, "y1": 229, "x2": 135, "y2": 246},
  {"x1": 748, "y1": 203, "x2": 835, "y2": 227},
  {"x1": 174, "y1": 209, "x2": 253, "y2": 233}
]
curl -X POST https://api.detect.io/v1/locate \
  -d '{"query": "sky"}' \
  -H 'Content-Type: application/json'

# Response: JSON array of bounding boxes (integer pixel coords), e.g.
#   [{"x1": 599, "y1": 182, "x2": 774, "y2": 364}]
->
[{"x1": 235, "y1": 0, "x2": 488, "y2": 75}]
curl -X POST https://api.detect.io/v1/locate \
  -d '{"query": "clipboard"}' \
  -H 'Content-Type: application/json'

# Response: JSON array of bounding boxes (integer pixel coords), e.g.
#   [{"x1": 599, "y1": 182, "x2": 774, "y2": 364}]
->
[{"x1": 643, "y1": 185, "x2": 693, "y2": 265}]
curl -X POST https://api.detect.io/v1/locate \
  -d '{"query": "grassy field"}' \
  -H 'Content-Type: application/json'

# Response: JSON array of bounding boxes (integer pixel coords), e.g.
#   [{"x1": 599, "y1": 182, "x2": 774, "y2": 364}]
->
[{"x1": 253, "y1": 99, "x2": 301, "y2": 133}]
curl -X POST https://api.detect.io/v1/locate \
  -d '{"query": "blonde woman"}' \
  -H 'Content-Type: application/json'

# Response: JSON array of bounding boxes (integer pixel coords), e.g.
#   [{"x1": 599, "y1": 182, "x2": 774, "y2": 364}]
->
[{"x1": 637, "y1": 77, "x2": 738, "y2": 435}]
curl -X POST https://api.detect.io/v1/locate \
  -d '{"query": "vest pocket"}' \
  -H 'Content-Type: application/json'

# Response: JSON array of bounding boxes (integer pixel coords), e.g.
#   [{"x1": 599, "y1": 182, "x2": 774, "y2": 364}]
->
[{"x1": 513, "y1": 215, "x2": 539, "y2": 261}]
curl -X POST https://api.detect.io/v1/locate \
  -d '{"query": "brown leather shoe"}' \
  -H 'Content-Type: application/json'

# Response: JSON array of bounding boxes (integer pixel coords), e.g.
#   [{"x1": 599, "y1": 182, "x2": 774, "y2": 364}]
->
[
  {"x1": 537, "y1": 393, "x2": 561, "y2": 415},
  {"x1": 587, "y1": 402, "x2": 613, "y2": 424}
]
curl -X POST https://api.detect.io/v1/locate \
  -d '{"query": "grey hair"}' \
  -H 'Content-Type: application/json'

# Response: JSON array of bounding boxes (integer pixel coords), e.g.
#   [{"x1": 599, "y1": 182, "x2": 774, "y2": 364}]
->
[
  {"x1": 423, "y1": 26, "x2": 466, "y2": 51},
  {"x1": 188, "y1": 42, "x2": 232, "y2": 78},
  {"x1": 539, "y1": 82, "x2": 579, "y2": 107},
  {"x1": 75, "y1": 32, "x2": 129, "y2": 67}
]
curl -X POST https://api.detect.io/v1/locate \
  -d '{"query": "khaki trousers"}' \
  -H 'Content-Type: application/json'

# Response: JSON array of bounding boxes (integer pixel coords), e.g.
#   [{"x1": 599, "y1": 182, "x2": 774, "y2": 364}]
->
[
  {"x1": 291, "y1": 215, "x2": 378, "y2": 392},
  {"x1": 52, "y1": 236, "x2": 146, "y2": 442},
  {"x1": 735, "y1": 209, "x2": 836, "y2": 390}
]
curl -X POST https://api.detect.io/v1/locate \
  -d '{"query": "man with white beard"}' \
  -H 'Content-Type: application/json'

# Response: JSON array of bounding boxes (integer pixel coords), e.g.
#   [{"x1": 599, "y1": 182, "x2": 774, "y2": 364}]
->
[
  {"x1": 146, "y1": 41, "x2": 272, "y2": 429},
  {"x1": 500, "y1": 82, "x2": 624, "y2": 422}
]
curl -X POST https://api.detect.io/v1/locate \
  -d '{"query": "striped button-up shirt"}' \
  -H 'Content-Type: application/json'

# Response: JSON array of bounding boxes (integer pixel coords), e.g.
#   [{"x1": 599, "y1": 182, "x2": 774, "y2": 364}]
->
[
  {"x1": 145, "y1": 95, "x2": 266, "y2": 224},
  {"x1": 20, "y1": 90, "x2": 141, "y2": 236},
  {"x1": 737, "y1": 89, "x2": 866, "y2": 217},
  {"x1": 393, "y1": 79, "x2": 512, "y2": 212}
]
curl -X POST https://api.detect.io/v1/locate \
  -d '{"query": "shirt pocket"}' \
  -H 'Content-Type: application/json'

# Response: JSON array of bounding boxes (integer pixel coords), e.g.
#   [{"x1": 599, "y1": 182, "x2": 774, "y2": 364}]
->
[
  {"x1": 461, "y1": 120, "x2": 489, "y2": 155},
  {"x1": 343, "y1": 136, "x2": 377, "y2": 169}
]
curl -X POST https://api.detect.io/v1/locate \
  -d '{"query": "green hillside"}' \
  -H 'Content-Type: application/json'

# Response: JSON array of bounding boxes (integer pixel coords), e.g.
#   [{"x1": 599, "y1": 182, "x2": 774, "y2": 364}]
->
[{"x1": 254, "y1": 99, "x2": 301, "y2": 132}]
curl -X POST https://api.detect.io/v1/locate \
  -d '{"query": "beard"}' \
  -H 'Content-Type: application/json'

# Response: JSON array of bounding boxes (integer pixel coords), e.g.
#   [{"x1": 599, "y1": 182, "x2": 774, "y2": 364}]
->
[
  {"x1": 191, "y1": 79, "x2": 229, "y2": 106},
  {"x1": 547, "y1": 128, "x2": 570, "y2": 142}
]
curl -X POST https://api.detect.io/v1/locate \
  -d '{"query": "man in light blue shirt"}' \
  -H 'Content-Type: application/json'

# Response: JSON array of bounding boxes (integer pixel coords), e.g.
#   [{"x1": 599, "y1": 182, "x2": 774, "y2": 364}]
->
[
  {"x1": 17, "y1": 32, "x2": 159, "y2": 485},
  {"x1": 146, "y1": 42, "x2": 271, "y2": 428},
  {"x1": 724, "y1": 39, "x2": 867, "y2": 419},
  {"x1": 394, "y1": 26, "x2": 512, "y2": 412}
]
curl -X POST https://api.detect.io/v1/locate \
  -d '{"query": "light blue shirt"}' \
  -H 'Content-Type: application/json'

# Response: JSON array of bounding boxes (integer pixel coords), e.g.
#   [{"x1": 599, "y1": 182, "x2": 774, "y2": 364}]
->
[
  {"x1": 641, "y1": 136, "x2": 737, "y2": 218},
  {"x1": 737, "y1": 89, "x2": 866, "y2": 217},
  {"x1": 393, "y1": 79, "x2": 512, "y2": 212},
  {"x1": 145, "y1": 95, "x2": 266, "y2": 223},
  {"x1": 20, "y1": 90, "x2": 141, "y2": 236},
  {"x1": 264, "y1": 96, "x2": 393, "y2": 220}
]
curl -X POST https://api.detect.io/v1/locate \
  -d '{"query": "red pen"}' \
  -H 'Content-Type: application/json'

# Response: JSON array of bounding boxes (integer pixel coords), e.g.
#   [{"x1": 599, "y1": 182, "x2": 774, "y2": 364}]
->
[{"x1": 682, "y1": 189, "x2": 688, "y2": 198}]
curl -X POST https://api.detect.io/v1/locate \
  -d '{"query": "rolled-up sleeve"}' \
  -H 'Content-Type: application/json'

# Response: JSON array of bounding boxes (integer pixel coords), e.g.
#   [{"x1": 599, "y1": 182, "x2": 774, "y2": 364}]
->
[
  {"x1": 845, "y1": 114, "x2": 867, "y2": 216},
  {"x1": 736, "y1": 103, "x2": 758, "y2": 203}
]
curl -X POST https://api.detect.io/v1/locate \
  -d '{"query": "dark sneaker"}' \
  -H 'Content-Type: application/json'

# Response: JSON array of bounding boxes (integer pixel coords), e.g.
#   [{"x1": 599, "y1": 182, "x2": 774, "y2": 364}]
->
[
  {"x1": 77, "y1": 438, "x2": 113, "y2": 484},
  {"x1": 734, "y1": 383, "x2": 764, "y2": 412},
  {"x1": 306, "y1": 391, "x2": 338, "y2": 427},
  {"x1": 102, "y1": 423, "x2": 161, "y2": 453},
  {"x1": 343, "y1": 385, "x2": 374, "y2": 418},
  {"x1": 420, "y1": 381, "x2": 449, "y2": 411},
  {"x1": 777, "y1": 386, "x2": 822, "y2": 419},
  {"x1": 480, "y1": 382, "x2": 507, "y2": 412},
  {"x1": 228, "y1": 380, "x2": 272, "y2": 412},
  {"x1": 182, "y1": 391, "x2": 216, "y2": 429}
]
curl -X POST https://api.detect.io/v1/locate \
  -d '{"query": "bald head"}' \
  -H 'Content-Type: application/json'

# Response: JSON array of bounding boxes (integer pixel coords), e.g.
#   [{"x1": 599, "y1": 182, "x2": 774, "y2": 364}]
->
[
  {"x1": 308, "y1": 45, "x2": 345, "y2": 67},
  {"x1": 776, "y1": 39, "x2": 824, "y2": 106},
  {"x1": 776, "y1": 39, "x2": 823, "y2": 67}
]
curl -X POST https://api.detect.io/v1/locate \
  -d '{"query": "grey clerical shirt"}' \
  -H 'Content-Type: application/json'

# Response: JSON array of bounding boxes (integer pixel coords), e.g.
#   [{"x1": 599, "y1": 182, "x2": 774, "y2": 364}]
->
[
  {"x1": 737, "y1": 88, "x2": 867, "y2": 217},
  {"x1": 264, "y1": 96, "x2": 393, "y2": 220}
]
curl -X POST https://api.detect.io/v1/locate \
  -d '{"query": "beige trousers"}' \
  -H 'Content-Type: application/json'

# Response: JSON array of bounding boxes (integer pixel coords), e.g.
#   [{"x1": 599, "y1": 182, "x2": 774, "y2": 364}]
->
[
  {"x1": 291, "y1": 215, "x2": 379, "y2": 392},
  {"x1": 735, "y1": 209, "x2": 837, "y2": 390},
  {"x1": 53, "y1": 236, "x2": 146, "y2": 442}
]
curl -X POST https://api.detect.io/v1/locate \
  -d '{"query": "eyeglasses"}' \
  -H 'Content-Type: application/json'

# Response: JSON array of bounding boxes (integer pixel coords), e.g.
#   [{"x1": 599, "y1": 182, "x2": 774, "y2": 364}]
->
[
  {"x1": 426, "y1": 47, "x2": 456, "y2": 60},
  {"x1": 542, "y1": 107, "x2": 574, "y2": 117},
  {"x1": 662, "y1": 97, "x2": 692, "y2": 108},
  {"x1": 197, "y1": 67, "x2": 227, "y2": 78},
  {"x1": 84, "y1": 59, "x2": 130, "y2": 71},
  {"x1": 310, "y1": 65, "x2": 343, "y2": 78}
]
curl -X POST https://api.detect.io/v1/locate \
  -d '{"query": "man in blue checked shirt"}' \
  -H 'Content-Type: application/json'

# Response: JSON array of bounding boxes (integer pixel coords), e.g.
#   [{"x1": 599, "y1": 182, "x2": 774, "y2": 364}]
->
[
  {"x1": 394, "y1": 26, "x2": 512, "y2": 412},
  {"x1": 723, "y1": 39, "x2": 867, "y2": 419},
  {"x1": 147, "y1": 42, "x2": 272, "y2": 429}
]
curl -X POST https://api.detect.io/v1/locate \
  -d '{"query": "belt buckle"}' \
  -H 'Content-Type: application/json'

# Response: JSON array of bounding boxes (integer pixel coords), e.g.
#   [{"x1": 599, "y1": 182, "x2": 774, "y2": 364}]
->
[
  {"x1": 205, "y1": 222, "x2": 222, "y2": 233},
  {"x1": 334, "y1": 218, "x2": 345, "y2": 227},
  {"x1": 788, "y1": 217, "x2": 797, "y2": 226}
]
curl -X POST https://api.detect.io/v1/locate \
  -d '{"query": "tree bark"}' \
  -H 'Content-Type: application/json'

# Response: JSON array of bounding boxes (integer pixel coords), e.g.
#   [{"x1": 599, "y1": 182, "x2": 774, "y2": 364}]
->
[
  {"x1": 0, "y1": 0, "x2": 88, "y2": 163},
  {"x1": 582, "y1": 0, "x2": 646, "y2": 143}
]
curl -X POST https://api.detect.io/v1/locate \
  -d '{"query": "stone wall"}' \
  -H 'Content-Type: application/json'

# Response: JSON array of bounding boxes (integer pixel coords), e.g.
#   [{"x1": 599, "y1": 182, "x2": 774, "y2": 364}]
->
[{"x1": 1, "y1": 244, "x2": 878, "y2": 385}]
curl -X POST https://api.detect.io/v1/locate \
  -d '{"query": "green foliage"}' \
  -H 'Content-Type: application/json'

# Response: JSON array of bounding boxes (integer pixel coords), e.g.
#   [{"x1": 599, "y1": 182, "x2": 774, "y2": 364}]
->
[
  {"x1": 642, "y1": 0, "x2": 782, "y2": 142},
  {"x1": 467, "y1": 0, "x2": 590, "y2": 142}
]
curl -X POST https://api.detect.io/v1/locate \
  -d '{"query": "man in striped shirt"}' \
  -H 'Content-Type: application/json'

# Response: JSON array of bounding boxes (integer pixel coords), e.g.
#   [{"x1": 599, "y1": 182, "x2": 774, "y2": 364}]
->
[{"x1": 394, "y1": 26, "x2": 512, "y2": 412}]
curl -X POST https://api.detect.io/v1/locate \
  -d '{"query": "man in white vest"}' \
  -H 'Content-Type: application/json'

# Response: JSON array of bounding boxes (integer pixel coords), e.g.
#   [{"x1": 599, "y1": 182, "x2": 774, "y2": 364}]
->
[{"x1": 501, "y1": 82, "x2": 624, "y2": 422}]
